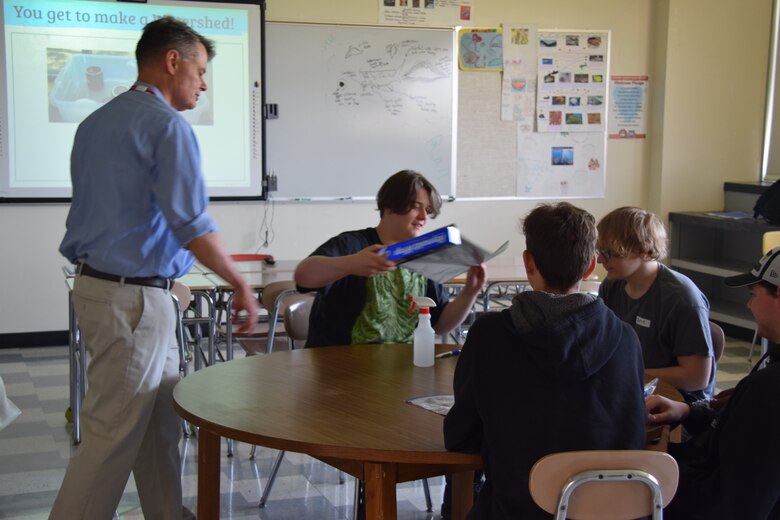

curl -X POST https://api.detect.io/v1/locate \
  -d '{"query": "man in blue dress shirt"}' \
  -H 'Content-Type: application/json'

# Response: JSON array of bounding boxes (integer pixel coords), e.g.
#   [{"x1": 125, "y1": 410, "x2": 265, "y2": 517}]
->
[{"x1": 52, "y1": 17, "x2": 258, "y2": 520}]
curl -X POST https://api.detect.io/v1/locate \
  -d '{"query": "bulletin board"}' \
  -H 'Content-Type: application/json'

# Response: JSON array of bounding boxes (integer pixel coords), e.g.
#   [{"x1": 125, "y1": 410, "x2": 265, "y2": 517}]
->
[{"x1": 457, "y1": 29, "x2": 610, "y2": 199}]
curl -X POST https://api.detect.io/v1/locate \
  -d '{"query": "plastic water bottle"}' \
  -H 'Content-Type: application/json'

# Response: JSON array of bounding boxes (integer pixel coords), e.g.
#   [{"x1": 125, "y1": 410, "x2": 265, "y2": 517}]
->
[{"x1": 410, "y1": 296, "x2": 436, "y2": 367}]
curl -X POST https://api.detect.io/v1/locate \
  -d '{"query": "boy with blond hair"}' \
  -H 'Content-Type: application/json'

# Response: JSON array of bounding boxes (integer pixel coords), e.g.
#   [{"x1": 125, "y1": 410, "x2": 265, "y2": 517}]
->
[{"x1": 597, "y1": 207, "x2": 714, "y2": 402}]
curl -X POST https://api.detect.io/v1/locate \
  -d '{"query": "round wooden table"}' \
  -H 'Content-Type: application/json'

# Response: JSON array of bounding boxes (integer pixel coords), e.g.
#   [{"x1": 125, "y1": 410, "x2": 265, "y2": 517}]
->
[{"x1": 173, "y1": 343, "x2": 480, "y2": 519}]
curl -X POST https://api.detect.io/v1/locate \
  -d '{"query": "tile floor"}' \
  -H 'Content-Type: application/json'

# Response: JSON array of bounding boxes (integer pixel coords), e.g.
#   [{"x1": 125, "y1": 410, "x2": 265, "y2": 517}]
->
[
  {"x1": 0, "y1": 336, "x2": 756, "y2": 519},
  {"x1": 0, "y1": 344, "x2": 442, "y2": 520}
]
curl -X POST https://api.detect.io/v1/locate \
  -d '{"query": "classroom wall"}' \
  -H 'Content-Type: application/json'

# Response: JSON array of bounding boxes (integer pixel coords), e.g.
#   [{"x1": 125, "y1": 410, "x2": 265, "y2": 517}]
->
[{"x1": 0, "y1": 0, "x2": 769, "y2": 336}]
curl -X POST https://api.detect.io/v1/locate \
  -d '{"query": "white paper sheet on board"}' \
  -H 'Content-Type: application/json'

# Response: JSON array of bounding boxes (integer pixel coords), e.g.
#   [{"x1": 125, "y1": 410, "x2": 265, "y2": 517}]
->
[
  {"x1": 501, "y1": 23, "x2": 537, "y2": 128},
  {"x1": 516, "y1": 130, "x2": 605, "y2": 199},
  {"x1": 379, "y1": 0, "x2": 473, "y2": 27}
]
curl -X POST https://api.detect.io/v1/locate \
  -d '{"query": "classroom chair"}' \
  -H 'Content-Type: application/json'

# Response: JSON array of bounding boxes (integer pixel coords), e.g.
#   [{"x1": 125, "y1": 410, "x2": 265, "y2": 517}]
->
[
  {"x1": 709, "y1": 320, "x2": 725, "y2": 364},
  {"x1": 170, "y1": 281, "x2": 194, "y2": 437},
  {"x1": 219, "y1": 280, "x2": 296, "y2": 356},
  {"x1": 65, "y1": 274, "x2": 197, "y2": 444},
  {"x1": 529, "y1": 450, "x2": 679, "y2": 520}
]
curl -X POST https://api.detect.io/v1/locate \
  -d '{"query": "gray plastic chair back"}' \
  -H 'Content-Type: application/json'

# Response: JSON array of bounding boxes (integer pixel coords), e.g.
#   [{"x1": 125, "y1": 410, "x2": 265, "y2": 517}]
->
[{"x1": 284, "y1": 293, "x2": 315, "y2": 348}]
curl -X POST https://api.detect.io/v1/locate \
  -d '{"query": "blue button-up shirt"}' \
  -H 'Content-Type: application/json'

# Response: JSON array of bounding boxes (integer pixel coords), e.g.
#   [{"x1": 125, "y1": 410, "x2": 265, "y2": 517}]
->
[{"x1": 60, "y1": 82, "x2": 217, "y2": 279}]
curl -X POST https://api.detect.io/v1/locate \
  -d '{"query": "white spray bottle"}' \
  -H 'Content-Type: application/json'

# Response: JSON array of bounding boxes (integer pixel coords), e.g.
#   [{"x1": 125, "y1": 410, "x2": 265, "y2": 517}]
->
[{"x1": 409, "y1": 296, "x2": 437, "y2": 367}]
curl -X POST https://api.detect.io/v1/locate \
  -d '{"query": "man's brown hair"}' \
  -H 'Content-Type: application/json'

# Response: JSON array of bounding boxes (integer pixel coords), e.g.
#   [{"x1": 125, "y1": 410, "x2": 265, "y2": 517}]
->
[{"x1": 136, "y1": 16, "x2": 215, "y2": 70}]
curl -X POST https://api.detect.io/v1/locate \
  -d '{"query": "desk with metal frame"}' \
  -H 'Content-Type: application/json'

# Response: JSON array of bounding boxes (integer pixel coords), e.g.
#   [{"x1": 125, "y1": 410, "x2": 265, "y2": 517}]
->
[
  {"x1": 64, "y1": 269, "x2": 219, "y2": 445},
  {"x1": 206, "y1": 270, "x2": 296, "y2": 360},
  {"x1": 64, "y1": 268, "x2": 86, "y2": 445},
  {"x1": 176, "y1": 272, "x2": 219, "y2": 369}
]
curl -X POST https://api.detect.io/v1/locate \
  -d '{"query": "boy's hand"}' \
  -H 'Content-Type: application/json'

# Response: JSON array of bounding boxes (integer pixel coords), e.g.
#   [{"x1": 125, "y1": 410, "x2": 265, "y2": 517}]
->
[
  {"x1": 347, "y1": 245, "x2": 397, "y2": 277},
  {"x1": 645, "y1": 394, "x2": 690, "y2": 425}
]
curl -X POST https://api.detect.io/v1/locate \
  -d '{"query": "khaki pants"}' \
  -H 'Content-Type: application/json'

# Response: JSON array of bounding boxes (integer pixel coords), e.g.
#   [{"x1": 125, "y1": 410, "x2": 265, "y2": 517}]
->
[{"x1": 50, "y1": 275, "x2": 182, "y2": 520}]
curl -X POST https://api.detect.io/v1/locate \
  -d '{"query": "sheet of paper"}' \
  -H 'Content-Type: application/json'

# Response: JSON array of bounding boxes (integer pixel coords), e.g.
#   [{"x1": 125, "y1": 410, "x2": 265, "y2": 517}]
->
[
  {"x1": 516, "y1": 130, "x2": 605, "y2": 199},
  {"x1": 401, "y1": 238, "x2": 509, "y2": 283},
  {"x1": 379, "y1": 0, "x2": 473, "y2": 27},
  {"x1": 407, "y1": 394, "x2": 454, "y2": 416},
  {"x1": 501, "y1": 24, "x2": 537, "y2": 127}
]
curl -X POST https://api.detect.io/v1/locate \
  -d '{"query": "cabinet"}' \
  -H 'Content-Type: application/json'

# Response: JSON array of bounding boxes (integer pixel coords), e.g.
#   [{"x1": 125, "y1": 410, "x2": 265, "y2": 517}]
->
[{"x1": 669, "y1": 212, "x2": 780, "y2": 330}]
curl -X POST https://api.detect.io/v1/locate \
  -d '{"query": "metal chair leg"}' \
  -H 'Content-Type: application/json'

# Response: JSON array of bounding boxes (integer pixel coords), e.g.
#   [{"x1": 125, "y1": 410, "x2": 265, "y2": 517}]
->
[
  {"x1": 259, "y1": 450, "x2": 286, "y2": 507},
  {"x1": 353, "y1": 478, "x2": 361, "y2": 520},
  {"x1": 422, "y1": 478, "x2": 432, "y2": 512}
]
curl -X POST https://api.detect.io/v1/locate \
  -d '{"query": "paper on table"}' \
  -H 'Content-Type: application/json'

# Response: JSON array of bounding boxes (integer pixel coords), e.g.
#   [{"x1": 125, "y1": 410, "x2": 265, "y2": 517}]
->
[
  {"x1": 407, "y1": 394, "x2": 455, "y2": 416},
  {"x1": 400, "y1": 237, "x2": 509, "y2": 283}
]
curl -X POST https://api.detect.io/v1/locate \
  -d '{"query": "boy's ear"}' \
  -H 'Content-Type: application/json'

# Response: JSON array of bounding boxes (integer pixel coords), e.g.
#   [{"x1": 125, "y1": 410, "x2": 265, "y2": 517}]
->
[
  {"x1": 522, "y1": 250, "x2": 536, "y2": 275},
  {"x1": 582, "y1": 255, "x2": 597, "y2": 280}
]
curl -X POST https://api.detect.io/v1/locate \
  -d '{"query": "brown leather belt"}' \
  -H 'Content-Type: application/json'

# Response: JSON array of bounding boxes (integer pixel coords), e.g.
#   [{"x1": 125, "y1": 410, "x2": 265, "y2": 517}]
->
[{"x1": 80, "y1": 264, "x2": 172, "y2": 290}]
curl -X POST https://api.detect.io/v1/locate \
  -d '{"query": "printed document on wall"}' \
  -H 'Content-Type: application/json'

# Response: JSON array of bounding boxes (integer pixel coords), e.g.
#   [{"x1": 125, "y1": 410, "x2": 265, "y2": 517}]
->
[
  {"x1": 516, "y1": 130, "x2": 605, "y2": 199},
  {"x1": 536, "y1": 31, "x2": 609, "y2": 133},
  {"x1": 379, "y1": 0, "x2": 473, "y2": 27},
  {"x1": 608, "y1": 75, "x2": 648, "y2": 138},
  {"x1": 501, "y1": 23, "x2": 537, "y2": 127}
]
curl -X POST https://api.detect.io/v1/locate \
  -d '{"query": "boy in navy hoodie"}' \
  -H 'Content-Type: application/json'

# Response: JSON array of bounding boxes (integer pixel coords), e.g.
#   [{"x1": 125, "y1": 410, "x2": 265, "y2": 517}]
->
[{"x1": 444, "y1": 202, "x2": 646, "y2": 519}]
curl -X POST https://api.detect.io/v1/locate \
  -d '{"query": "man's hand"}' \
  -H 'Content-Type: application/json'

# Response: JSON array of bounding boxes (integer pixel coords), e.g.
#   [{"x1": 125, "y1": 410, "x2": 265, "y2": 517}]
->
[
  {"x1": 186, "y1": 232, "x2": 260, "y2": 334},
  {"x1": 231, "y1": 284, "x2": 260, "y2": 334}
]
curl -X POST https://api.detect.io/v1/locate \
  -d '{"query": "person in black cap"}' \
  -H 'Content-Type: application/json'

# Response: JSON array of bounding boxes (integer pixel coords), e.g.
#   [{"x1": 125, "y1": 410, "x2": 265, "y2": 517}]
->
[{"x1": 645, "y1": 246, "x2": 780, "y2": 519}]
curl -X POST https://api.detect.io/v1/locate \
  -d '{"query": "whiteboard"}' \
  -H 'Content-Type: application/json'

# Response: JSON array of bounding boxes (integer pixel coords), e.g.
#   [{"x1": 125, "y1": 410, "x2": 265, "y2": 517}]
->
[{"x1": 265, "y1": 22, "x2": 457, "y2": 200}]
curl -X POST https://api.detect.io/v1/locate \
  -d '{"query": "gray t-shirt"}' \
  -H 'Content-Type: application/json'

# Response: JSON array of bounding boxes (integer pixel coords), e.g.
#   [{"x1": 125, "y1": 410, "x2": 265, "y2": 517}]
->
[{"x1": 599, "y1": 263, "x2": 715, "y2": 401}]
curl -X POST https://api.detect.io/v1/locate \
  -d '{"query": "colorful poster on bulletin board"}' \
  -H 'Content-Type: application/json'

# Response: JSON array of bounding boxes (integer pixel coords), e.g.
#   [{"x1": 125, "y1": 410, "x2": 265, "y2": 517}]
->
[
  {"x1": 536, "y1": 31, "x2": 609, "y2": 133},
  {"x1": 458, "y1": 28, "x2": 503, "y2": 71}
]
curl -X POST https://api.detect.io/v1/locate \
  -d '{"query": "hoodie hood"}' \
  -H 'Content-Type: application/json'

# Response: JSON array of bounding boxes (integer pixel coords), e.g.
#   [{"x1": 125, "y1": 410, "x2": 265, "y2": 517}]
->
[{"x1": 507, "y1": 291, "x2": 625, "y2": 382}]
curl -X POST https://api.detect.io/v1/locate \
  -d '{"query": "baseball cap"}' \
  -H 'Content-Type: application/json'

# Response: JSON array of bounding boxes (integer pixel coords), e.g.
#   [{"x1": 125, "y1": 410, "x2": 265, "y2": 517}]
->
[{"x1": 724, "y1": 247, "x2": 780, "y2": 287}]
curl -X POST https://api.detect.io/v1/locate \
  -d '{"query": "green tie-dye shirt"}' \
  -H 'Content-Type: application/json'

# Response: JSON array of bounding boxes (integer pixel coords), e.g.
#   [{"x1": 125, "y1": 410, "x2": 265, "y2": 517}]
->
[{"x1": 351, "y1": 267, "x2": 428, "y2": 344}]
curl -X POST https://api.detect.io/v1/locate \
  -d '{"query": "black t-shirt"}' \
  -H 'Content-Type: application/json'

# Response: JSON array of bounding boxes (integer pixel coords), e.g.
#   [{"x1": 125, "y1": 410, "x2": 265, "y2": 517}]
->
[{"x1": 298, "y1": 227, "x2": 449, "y2": 347}]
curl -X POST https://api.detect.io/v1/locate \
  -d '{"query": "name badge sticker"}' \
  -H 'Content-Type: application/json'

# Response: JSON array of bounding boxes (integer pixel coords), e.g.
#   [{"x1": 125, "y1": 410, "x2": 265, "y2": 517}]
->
[{"x1": 635, "y1": 316, "x2": 651, "y2": 328}]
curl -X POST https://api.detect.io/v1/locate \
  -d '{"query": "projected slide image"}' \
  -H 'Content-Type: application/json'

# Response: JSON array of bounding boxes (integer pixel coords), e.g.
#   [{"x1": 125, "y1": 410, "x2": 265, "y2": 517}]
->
[
  {"x1": 2, "y1": 0, "x2": 262, "y2": 198},
  {"x1": 47, "y1": 48, "x2": 214, "y2": 125}
]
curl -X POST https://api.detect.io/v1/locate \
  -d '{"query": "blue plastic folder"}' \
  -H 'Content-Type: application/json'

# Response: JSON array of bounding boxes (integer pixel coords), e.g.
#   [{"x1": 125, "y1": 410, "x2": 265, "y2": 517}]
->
[
  {"x1": 379, "y1": 225, "x2": 509, "y2": 283},
  {"x1": 379, "y1": 225, "x2": 462, "y2": 262}
]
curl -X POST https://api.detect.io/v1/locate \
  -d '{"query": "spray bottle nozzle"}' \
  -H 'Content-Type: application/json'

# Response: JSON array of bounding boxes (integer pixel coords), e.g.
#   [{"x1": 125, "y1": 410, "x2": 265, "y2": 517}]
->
[{"x1": 408, "y1": 295, "x2": 437, "y2": 314}]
